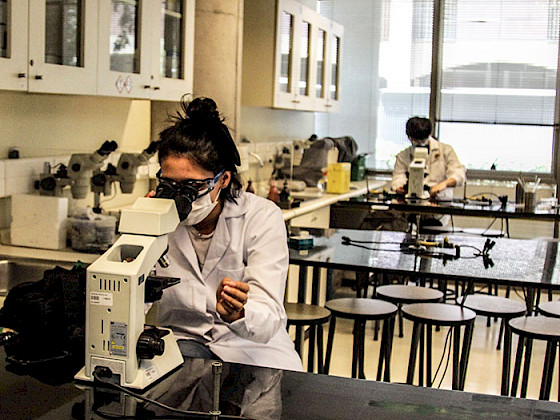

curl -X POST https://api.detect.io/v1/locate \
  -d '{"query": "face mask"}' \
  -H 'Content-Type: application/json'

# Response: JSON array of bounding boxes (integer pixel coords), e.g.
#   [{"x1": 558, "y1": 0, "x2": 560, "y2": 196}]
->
[
  {"x1": 411, "y1": 139, "x2": 429, "y2": 147},
  {"x1": 184, "y1": 189, "x2": 220, "y2": 226}
]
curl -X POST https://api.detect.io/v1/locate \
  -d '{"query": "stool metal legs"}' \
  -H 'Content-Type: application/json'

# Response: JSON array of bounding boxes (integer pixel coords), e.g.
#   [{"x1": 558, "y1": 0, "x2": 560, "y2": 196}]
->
[
  {"x1": 509, "y1": 336, "x2": 558, "y2": 400},
  {"x1": 407, "y1": 322, "x2": 473, "y2": 391},
  {"x1": 292, "y1": 323, "x2": 326, "y2": 374},
  {"x1": 325, "y1": 316, "x2": 394, "y2": 381}
]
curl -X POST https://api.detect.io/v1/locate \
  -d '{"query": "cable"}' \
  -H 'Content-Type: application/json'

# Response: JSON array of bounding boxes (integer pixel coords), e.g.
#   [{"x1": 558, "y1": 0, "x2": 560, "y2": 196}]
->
[
  {"x1": 430, "y1": 328, "x2": 453, "y2": 388},
  {"x1": 92, "y1": 370, "x2": 244, "y2": 419},
  {"x1": 437, "y1": 329, "x2": 453, "y2": 389}
]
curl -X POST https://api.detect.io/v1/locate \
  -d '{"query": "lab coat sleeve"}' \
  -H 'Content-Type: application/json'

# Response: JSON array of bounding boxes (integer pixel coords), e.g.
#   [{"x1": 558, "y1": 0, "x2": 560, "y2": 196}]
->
[
  {"x1": 391, "y1": 150, "x2": 408, "y2": 191},
  {"x1": 444, "y1": 145, "x2": 466, "y2": 187},
  {"x1": 226, "y1": 203, "x2": 289, "y2": 344}
]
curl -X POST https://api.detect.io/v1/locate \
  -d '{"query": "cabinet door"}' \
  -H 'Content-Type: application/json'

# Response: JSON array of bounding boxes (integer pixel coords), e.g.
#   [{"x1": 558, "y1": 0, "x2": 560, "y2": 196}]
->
[
  {"x1": 149, "y1": 0, "x2": 194, "y2": 102},
  {"x1": 313, "y1": 15, "x2": 329, "y2": 111},
  {"x1": 324, "y1": 21, "x2": 343, "y2": 113},
  {"x1": 97, "y1": 0, "x2": 152, "y2": 98},
  {"x1": 28, "y1": 0, "x2": 98, "y2": 95},
  {"x1": 274, "y1": 0, "x2": 298, "y2": 109},
  {"x1": 294, "y1": 6, "x2": 315, "y2": 109},
  {"x1": 0, "y1": 0, "x2": 28, "y2": 91}
]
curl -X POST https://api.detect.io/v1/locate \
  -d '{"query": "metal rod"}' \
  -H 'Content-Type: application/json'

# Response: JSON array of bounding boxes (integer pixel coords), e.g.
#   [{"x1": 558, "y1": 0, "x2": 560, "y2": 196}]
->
[{"x1": 211, "y1": 361, "x2": 222, "y2": 419}]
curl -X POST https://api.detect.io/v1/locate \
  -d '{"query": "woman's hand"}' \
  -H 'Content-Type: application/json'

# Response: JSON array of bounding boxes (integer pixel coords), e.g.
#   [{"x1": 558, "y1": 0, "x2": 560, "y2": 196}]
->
[
  {"x1": 216, "y1": 278, "x2": 250, "y2": 323},
  {"x1": 146, "y1": 190, "x2": 156, "y2": 198}
]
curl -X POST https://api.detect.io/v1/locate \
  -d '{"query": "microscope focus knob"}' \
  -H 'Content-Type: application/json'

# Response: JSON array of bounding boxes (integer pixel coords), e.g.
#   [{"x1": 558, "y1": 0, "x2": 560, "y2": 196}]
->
[{"x1": 136, "y1": 327, "x2": 166, "y2": 359}]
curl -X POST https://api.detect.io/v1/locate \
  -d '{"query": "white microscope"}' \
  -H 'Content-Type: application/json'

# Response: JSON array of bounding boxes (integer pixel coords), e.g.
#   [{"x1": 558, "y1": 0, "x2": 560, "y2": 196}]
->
[
  {"x1": 75, "y1": 197, "x2": 183, "y2": 390},
  {"x1": 406, "y1": 147, "x2": 430, "y2": 201}
]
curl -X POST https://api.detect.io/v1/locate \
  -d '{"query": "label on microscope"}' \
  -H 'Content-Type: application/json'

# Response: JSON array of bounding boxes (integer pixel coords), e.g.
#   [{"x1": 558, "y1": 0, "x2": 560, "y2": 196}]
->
[{"x1": 90, "y1": 291, "x2": 113, "y2": 306}]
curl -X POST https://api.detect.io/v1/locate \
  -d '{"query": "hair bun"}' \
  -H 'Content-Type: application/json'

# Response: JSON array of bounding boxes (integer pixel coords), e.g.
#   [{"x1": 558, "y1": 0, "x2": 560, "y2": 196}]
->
[{"x1": 185, "y1": 97, "x2": 221, "y2": 125}]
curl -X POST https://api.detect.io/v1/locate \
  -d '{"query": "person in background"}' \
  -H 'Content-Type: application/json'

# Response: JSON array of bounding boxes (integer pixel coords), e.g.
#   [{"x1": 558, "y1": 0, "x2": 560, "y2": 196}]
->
[
  {"x1": 391, "y1": 116, "x2": 466, "y2": 202},
  {"x1": 151, "y1": 96, "x2": 302, "y2": 372}
]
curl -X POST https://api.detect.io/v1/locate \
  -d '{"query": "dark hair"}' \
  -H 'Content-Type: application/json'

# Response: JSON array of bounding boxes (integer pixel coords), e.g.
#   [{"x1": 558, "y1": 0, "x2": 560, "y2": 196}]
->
[
  {"x1": 157, "y1": 96, "x2": 242, "y2": 202},
  {"x1": 406, "y1": 117, "x2": 432, "y2": 141}
]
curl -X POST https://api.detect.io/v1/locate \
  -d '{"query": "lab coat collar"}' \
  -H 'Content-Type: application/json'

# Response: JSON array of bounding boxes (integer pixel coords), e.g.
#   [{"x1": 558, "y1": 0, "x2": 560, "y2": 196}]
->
[
  {"x1": 201, "y1": 193, "x2": 248, "y2": 277},
  {"x1": 173, "y1": 225, "x2": 204, "y2": 280}
]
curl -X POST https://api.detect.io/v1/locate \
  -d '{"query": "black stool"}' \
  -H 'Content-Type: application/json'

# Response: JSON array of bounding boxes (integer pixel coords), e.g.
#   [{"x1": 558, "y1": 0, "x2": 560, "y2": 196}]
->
[
  {"x1": 457, "y1": 294, "x2": 526, "y2": 350},
  {"x1": 402, "y1": 303, "x2": 476, "y2": 390},
  {"x1": 538, "y1": 301, "x2": 560, "y2": 318},
  {"x1": 377, "y1": 284, "x2": 444, "y2": 337},
  {"x1": 286, "y1": 303, "x2": 331, "y2": 374},
  {"x1": 324, "y1": 298, "x2": 397, "y2": 380},
  {"x1": 507, "y1": 316, "x2": 560, "y2": 400}
]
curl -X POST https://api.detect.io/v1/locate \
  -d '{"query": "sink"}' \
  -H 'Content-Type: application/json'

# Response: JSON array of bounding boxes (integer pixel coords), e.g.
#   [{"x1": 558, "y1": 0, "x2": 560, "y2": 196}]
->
[{"x1": 0, "y1": 259, "x2": 74, "y2": 296}]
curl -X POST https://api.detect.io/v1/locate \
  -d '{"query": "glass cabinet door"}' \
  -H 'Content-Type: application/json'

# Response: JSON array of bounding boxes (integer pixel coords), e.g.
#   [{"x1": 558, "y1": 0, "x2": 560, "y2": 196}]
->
[
  {"x1": 150, "y1": 0, "x2": 194, "y2": 101},
  {"x1": 1, "y1": 0, "x2": 7, "y2": 59},
  {"x1": 160, "y1": 0, "x2": 183, "y2": 79},
  {"x1": 109, "y1": 0, "x2": 140, "y2": 74},
  {"x1": 0, "y1": 0, "x2": 28, "y2": 91},
  {"x1": 330, "y1": 34, "x2": 340, "y2": 101},
  {"x1": 279, "y1": 10, "x2": 294, "y2": 94},
  {"x1": 28, "y1": 0, "x2": 97, "y2": 94},
  {"x1": 44, "y1": 0, "x2": 82, "y2": 67},
  {"x1": 299, "y1": 19, "x2": 310, "y2": 96},
  {"x1": 315, "y1": 28, "x2": 326, "y2": 99}
]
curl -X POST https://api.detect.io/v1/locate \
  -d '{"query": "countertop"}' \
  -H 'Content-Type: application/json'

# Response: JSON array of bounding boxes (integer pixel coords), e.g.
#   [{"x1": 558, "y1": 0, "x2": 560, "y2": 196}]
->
[
  {"x1": 0, "y1": 178, "x2": 388, "y2": 266},
  {"x1": 2, "y1": 349, "x2": 560, "y2": 420}
]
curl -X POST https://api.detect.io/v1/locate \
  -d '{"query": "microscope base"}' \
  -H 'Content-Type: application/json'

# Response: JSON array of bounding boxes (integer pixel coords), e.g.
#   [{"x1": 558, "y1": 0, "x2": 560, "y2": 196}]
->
[{"x1": 75, "y1": 328, "x2": 183, "y2": 390}]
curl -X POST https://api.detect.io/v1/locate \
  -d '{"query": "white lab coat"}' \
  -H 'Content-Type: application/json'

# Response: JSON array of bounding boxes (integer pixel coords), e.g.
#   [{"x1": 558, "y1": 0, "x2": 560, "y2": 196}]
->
[
  {"x1": 391, "y1": 137, "x2": 466, "y2": 201},
  {"x1": 156, "y1": 192, "x2": 303, "y2": 372}
]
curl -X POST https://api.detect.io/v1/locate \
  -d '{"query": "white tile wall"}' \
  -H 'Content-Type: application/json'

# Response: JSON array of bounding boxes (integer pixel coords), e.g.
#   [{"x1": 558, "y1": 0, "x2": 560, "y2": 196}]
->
[{"x1": 0, "y1": 152, "x2": 158, "y2": 199}]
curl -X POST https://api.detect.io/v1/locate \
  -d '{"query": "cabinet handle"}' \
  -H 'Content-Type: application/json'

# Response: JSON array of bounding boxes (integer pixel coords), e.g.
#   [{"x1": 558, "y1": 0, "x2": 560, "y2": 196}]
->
[
  {"x1": 144, "y1": 85, "x2": 151, "y2": 89},
  {"x1": 153, "y1": 86, "x2": 160, "y2": 91},
  {"x1": 34, "y1": 75, "x2": 43, "y2": 80},
  {"x1": 17, "y1": 73, "x2": 26, "y2": 78},
  {"x1": 292, "y1": 99, "x2": 301, "y2": 103},
  {"x1": 325, "y1": 104, "x2": 332, "y2": 108}
]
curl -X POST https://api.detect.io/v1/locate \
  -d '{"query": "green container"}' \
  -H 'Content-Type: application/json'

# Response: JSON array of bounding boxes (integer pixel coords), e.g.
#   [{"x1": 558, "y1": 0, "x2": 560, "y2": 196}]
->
[{"x1": 351, "y1": 155, "x2": 366, "y2": 181}]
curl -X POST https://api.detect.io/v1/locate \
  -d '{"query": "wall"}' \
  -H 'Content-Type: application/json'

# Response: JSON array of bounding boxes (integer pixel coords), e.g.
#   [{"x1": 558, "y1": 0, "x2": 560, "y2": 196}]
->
[
  {"x1": 0, "y1": 91, "x2": 150, "y2": 157},
  {"x1": 314, "y1": 0, "x2": 382, "y2": 160},
  {"x1": 0, "y1": 91, "x2": 153, "y2": 230}
]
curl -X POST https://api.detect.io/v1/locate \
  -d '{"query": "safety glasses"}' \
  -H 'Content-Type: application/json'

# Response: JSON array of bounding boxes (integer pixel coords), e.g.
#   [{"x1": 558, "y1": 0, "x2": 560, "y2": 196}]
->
[{"x1": 156, "y1": 169, "x2": 225, "y2": 198}]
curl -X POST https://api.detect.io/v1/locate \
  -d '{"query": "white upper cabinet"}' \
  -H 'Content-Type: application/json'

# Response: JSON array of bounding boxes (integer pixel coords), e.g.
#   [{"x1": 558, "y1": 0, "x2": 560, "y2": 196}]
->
[
  {"x1": 97, "y1": 0, "x2": 194, "y2": 101},
  {"x1": 0, "y1": 0, "x2": 98, "y2": 95},
  {"x1": 242, "y1": 0, "x2": 343, "y2": 112},
  {"x1": 0, "y1": 1, "x2": 28, "y2": 91}
]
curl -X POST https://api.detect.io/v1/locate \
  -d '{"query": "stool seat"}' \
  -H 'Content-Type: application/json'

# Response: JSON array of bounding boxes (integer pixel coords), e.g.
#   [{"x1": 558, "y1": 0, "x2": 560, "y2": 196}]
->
[
  {"x1": 402, "y1": 303, "x2": 476, "y2": 326},
  {"x1": 285, "y1": 303, "x2": 331, "y2": 324},
  {"x1": 402, "y1": 302, "x2": 476, "y2": 390},
  {"x1": 377, "y1": 285, "x2": 444, "y2": 304},
  {"x1": 324, "y1": 298, "x2": 397, "y2": 380},
  {"x1": 326, "y1": 298, "x2": 398, "y2": 319},
  {"x1": 538, "y1": 301, "x2": 560, "y2": 318},
  {"x1": 457, "y1": 295, "x2": 526, "y2": 318},
  {"x1": 509, "y1": 316, "x2": 560, "y2": 341}
]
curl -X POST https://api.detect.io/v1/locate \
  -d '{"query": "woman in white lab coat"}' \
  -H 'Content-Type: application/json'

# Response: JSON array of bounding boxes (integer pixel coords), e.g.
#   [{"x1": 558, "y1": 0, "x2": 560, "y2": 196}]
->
[
  {"x1": 153, "y1": 96, "x2": 302, "y2": 372},
  {"x1": 391, "y1": 117, "x2": 466, "y2": 202}
]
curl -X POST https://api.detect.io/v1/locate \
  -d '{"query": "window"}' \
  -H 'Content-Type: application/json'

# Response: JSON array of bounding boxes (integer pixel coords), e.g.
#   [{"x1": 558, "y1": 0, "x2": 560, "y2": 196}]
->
[
  {"x1": 438, "y1": 0, "x2": 557, "y2": 174},
  {"x1": 372, "y1": 0, "x2": 559, "y2": 179},
  {"x1": 374, "y1": 0, "x2": 433, "y2": 170}
]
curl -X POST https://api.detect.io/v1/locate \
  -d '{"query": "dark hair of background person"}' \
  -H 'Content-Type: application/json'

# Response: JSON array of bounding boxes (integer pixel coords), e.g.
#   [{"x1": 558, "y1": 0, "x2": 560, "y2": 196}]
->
[
  {"x1": 158, "y1": 95, "x2": 242, "y2": 203},
  {"x1": 405, "y1": 117, "x2": 432, "y2": 141}
]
